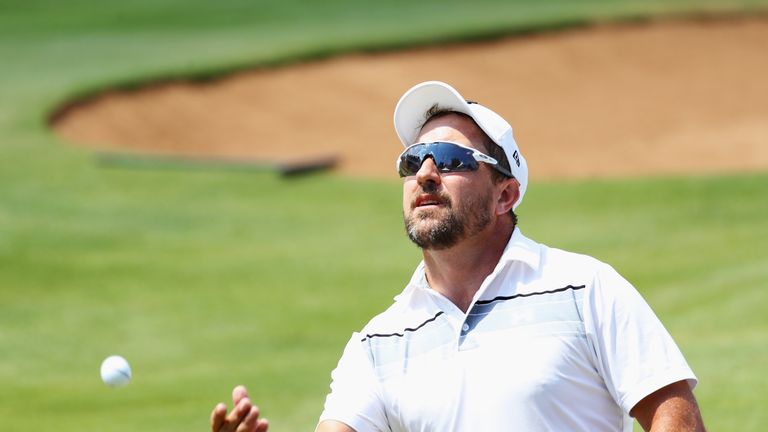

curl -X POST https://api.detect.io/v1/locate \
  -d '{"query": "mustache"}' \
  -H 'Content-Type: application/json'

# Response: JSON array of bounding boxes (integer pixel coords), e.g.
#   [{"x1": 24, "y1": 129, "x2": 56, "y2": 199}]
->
[{"x1": 411, "y1": 186, "x2": 452, "y2": 208}]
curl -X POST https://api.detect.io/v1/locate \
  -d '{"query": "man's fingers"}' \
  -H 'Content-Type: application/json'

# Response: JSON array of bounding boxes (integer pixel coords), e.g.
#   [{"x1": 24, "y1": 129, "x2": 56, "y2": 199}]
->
[
  {"x1": 211, "y1": 403, "x2": 227, "y2": 432},
  {"x1": 226, "y1": 397, "x2": 253, "y2": 425},
  {"x1": 211, "y1": 387, "x2": 265, "y2": 432},
  {"x1": 237, "y1": 405, "x2": 267, "y2": 432},
  {"x1": 232, "y1": 385, "x2": 249, "y2": 406},
  {"x1": 255, "y1": 418, "x2": 269, "y2": 432}
]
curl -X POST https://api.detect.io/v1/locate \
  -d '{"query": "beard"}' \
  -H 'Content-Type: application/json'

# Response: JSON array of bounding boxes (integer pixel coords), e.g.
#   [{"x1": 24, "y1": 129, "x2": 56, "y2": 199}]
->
[{"x1": 404, "y1": 187, "x2": 493, "y2": 250}]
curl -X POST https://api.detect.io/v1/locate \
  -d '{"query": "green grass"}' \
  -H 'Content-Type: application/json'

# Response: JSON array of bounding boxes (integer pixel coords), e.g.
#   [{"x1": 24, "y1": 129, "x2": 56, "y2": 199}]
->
[{"x1": 1, "y1": 0, "x2": 767, "y2": 430}]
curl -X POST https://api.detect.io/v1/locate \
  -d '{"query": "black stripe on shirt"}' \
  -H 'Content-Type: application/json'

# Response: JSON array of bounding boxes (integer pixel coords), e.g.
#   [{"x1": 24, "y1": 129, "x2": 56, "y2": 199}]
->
[
  {"x1": 361, "y1": 311, "x2": 445, "y2": 342},
  {"x1": 475, "y1": 284, "x2": 586, "y2": 306}
]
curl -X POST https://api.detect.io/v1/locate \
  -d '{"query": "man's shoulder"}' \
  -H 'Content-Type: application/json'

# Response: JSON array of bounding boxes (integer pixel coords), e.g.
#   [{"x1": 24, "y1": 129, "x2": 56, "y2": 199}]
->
[
  {"x1": 360, "y1": 301, "x2": 404, "y2": 333},
  {"x1": 508, "y1": 229, "x2": 610, "y2": 277},
  {"x1": 532, "y1": 241, "x2": 639, "y2": 301},
  {"x1": 516, "y1": 238, "x2": 621, "y2": 293},
  {"x1": 357, "y1": 291, "x2": 441, "y2": 341},
  {"x1": 542, "y1": 243, "x2": 608, "y2": 271}
]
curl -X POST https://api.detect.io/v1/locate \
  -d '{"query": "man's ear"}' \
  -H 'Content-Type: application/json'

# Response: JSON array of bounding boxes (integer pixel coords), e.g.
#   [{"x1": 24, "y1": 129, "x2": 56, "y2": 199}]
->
[{"x1": 496, "y1": 178, "x2": 520, "y2": 216}]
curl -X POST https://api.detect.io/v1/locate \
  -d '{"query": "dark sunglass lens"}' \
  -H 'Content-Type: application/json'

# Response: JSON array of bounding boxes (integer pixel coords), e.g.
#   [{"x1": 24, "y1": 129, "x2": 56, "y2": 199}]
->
[
  {"x1": 398, "y1": 143, "x2": 481, "y2": 176},
  {"x1": 399, "y1": 153, "x2": 423, "y2": 176},
  {"x1": 434, "y1": 145, "x2": 477, "y2": 172},
  {"x1": 435, "y1": 157, "x2": 459, "y2": 171}
]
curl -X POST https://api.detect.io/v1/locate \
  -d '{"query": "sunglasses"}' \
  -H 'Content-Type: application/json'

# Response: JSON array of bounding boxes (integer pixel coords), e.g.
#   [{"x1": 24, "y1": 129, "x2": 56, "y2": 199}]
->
[{"x1": 397, "y1": 141, "x2": 513, "y2": 178}]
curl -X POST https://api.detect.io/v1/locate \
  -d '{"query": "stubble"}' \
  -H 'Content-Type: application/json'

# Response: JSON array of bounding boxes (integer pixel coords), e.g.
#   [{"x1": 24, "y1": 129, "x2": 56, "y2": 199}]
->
[{"x1": 404, "y1": 188, "x2": 492, "y2": 250}]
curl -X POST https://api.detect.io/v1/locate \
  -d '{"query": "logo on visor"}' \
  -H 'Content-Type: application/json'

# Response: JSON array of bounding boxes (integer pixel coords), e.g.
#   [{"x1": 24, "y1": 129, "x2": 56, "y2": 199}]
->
[{"x1": 512, "y1": 150, "x2": 520, "y2": 167}]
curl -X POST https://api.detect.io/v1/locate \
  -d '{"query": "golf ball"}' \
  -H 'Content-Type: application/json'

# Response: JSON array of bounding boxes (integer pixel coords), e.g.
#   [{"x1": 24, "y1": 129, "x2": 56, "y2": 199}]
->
[{"x1": 100, "y1": 355, "x2": 132, "y2": 387}]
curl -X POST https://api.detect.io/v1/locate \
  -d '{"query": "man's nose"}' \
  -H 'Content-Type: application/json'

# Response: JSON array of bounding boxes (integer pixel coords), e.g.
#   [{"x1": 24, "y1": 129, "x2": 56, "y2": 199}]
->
[{"x1": 416, "y1": 157, "x2": 441, "y2": 186}]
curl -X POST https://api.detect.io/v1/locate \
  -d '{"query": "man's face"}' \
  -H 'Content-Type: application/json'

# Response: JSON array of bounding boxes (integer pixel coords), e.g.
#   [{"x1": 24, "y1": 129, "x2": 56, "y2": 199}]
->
[{"x1": 402, "y1": 113, "x2": 497, "y2": 250}]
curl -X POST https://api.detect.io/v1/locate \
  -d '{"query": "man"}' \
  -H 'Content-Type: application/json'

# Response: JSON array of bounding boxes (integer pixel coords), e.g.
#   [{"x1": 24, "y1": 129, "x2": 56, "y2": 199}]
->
[{"x1": 211, "y1": 81, "x2": 706, "y2": 431}]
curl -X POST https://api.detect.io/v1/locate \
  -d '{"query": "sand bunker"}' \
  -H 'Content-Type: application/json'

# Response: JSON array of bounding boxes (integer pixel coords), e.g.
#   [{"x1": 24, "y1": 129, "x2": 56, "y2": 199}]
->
[{"x1": 52, "y1": 17, "x2": 768, "y2": 180}]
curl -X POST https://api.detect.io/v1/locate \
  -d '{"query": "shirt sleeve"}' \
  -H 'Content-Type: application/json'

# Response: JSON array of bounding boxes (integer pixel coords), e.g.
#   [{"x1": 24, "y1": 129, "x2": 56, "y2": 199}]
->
[
  {"x1": 318, "y1": 332, "x2": 389, "y2": 432},
  {"x1": 583, "y1": 263, "x2": 698, "y2": 414}
]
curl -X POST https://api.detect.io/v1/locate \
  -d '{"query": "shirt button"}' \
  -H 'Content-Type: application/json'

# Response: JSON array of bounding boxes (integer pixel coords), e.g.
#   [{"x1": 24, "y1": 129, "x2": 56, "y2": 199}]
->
[{"x1": 462, "y1": 323, "x2": 470, "y2": 332}]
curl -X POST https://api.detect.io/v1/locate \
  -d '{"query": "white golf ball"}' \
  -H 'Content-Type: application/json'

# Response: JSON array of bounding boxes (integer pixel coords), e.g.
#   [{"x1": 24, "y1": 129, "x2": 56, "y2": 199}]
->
[{"x1": 100, "y1": 355, "x2": 132, "y2": 388}]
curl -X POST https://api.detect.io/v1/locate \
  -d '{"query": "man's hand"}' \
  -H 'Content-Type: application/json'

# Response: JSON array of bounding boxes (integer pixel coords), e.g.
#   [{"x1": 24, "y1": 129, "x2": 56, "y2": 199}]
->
[{"x1": 211, "y1": 385, "x2": 269, "y2": 432}]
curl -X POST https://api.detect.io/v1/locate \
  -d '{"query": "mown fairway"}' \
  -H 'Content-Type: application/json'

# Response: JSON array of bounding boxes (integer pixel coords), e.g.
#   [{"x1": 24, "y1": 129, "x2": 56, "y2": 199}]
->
[{"x1": 1, "y1": 1, "x2": 766, "y2": 430}]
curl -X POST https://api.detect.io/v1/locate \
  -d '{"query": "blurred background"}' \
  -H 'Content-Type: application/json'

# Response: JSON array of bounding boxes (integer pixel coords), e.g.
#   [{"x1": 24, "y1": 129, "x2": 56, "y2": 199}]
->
[{"x1": 1, "y1": 1, "x2": 766, "y2": 430}]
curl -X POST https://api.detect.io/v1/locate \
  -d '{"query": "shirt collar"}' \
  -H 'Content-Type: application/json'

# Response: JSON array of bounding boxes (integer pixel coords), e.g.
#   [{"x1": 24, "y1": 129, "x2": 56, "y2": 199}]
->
[
  {"x1": 498, "y1": 227, "x2": 541, "y2": 271},
  {"x1": 397, "y1": 227, "x2": 542, "y2": 300}
]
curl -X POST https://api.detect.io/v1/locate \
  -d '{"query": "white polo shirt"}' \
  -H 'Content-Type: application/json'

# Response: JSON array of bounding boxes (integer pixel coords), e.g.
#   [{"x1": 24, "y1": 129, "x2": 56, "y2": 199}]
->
[{"x1": 320, "y1": 229, "x2": 696, "y2": 431}]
